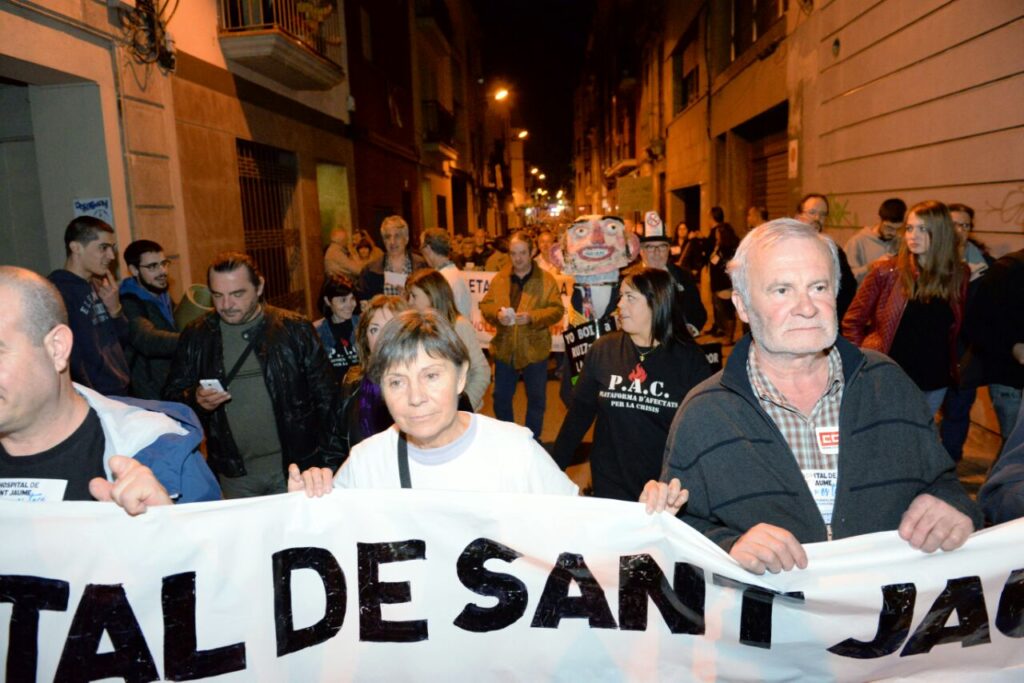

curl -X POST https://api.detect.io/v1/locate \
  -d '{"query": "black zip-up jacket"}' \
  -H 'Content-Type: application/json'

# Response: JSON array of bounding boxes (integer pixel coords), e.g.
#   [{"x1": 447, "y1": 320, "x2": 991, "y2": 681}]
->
[
  {"x1": 163, "y1": 306, "x2": 341, "y2": 477},
  {"x1": 661, "y1": 335, "x2": 981, "y2": 550}
]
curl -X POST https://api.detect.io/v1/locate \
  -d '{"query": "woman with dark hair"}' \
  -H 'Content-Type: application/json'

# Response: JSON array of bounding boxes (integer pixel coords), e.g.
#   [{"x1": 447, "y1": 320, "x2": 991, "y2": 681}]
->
[
  {"x1": 405, "y1": 269, "x2": 490, "y2": 410},
  {"x1": 553, "y1": 267, "x2": 712, "y2": 501},
  {"x1": 290, "y1": 310, "x2": 688, "y2": 513},
  {"x1": 843, "y1": 200, "x2": 968, "y2": 414},
  {"x1": 313, "y1": 274, "x2": 360, "y2": 381},
  {"x1": 335, "y1": 294, "x2": 409, "y2": 454},
  {"x1": 709, "y1": 220, "x2": 740, "y2": 341}
]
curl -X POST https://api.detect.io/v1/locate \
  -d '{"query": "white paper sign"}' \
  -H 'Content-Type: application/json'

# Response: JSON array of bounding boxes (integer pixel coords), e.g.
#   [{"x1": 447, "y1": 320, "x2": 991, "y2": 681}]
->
[
  {"x1": 1, "y1": 492, "x2": 1021, "y2": 681},
  {"x1": 72, "y1": 197, "x2": 112, "y2": 222}
]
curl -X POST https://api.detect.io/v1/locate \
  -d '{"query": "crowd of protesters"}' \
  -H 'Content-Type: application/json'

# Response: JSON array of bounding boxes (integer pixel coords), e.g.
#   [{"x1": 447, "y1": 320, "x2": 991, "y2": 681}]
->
[{"x1": 2, "y1": 196, "x2": 1022, "y2": 568}]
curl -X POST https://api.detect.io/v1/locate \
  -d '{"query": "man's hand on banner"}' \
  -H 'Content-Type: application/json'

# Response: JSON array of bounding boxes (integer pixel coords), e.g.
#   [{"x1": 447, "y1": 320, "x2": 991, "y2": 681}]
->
[
  {"x1": 898, "y1": 493, "x2": 974, "y2": 553},
  {"x1": 639, "y1": 478, "x2": 689, "y2": 515},
  {"x1": 730, "y1": 523, "x2": 808, "y2": 575},
  {"x1": 89, "y1": 456, "x2": 173, "y2": 516},
  {"x1": 288, "y1": 464, "x2": 335, "y2": 497}
]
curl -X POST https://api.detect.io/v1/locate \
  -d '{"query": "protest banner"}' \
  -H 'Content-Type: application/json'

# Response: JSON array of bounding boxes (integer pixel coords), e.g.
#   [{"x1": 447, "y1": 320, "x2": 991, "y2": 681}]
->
[
  {"x1": 563, "y1": 317, "x2": 619, "y2": 377},
  {"x1": 1, "y1": 493, "x2": 1021, "y2": 681}
]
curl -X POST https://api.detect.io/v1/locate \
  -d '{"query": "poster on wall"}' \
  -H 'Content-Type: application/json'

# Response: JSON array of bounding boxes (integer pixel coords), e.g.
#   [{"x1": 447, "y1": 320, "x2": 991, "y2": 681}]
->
[{"x1": 73, "y1": 197, "x2": 112, "y2": 223}]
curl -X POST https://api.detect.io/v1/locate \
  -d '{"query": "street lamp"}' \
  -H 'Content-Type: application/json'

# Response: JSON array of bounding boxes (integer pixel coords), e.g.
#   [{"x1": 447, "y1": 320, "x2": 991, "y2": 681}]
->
[
  {"x1": 494, "y1": 88, "x2": 509, "y2": 101},
  {"x1": 538, "y1": 173, "x2": 546, "y2": 181},
  {"x1": 517, "y1": 129, "x2": 529, "y2": 140},
  {"x1": 530, "y1": 167, "x2": 539, "y2": 175}
]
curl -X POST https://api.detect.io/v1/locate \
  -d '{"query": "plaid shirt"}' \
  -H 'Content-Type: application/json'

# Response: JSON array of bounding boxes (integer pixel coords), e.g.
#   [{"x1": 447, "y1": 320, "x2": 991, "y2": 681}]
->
[
  {"x1": 382, "y1": 255, "x2": 414, "y2": 296},
  {"x1": 747, "y1": 345, "x2": 844, "y2": 471}
]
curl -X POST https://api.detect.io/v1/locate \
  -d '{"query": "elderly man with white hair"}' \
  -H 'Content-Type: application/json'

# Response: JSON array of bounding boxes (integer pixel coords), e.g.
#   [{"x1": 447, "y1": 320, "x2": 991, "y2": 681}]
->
[{"x1": 659, "y1": 219, "x2": 980, "y2": 575}]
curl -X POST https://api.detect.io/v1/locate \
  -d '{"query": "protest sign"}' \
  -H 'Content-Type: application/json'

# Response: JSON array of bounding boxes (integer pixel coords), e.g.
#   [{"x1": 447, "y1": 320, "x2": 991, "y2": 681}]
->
[
  {"x1": 563, "y1": 317, "x2": 619, "y2": 376},
  {"x1": 1, "y1": 493, "x2": 1021, "y2": 681}
]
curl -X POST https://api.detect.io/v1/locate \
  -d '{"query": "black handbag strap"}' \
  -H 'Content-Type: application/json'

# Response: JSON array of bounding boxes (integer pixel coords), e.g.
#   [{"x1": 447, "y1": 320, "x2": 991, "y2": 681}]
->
[
  {"x1": 397, "y1": 432, "x2": 412, "y2": 489},
  {"x1": 223, "y1": 334, "x2": 257, "y2": 388}
]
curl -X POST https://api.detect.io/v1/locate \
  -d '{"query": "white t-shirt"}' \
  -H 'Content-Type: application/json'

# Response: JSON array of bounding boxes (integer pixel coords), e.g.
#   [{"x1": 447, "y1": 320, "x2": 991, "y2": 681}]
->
[{"x1": 335, "y1": 413, "x2": 578, "y2": 496}]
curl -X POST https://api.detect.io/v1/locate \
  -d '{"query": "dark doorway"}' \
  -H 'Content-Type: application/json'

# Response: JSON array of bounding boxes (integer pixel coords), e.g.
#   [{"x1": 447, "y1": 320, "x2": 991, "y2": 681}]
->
[
  {"x1": 452, "y1": 175, "x2": 468, "y2": 234},
  {"x1": 671, "y1": 184, "x2": 701, "y2": 234},
  {"x1": 436, "y1": 194, "x2": 448, "y2": 228},
  {"x1": 735, "y1": 101, "x2": 789, "y2": 220}
]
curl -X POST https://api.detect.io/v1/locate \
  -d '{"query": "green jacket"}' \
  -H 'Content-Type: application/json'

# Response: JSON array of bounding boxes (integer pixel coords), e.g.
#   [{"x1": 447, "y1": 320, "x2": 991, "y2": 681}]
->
[{"x1": 480, "y1": 265, "x2": 564, "y2": 369}]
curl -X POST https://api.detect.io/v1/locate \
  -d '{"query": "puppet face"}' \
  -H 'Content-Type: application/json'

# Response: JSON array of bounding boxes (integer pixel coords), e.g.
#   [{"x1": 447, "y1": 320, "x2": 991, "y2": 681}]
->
[{"x1": 560, "y1": 215, "x2": 637, "y2": 279}]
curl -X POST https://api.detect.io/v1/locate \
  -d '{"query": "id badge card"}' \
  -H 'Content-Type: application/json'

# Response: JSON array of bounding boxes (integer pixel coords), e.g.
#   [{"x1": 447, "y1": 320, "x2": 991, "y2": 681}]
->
[{"x1": 803, "y1": 469, "x2": 837, "y2": 524}]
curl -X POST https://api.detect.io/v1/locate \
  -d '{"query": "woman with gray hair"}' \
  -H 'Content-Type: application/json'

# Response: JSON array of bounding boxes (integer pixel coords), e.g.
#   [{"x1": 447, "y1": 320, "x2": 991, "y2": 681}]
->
[
  {"x1": 294, "y1": 310, "x2": 577, "y2": 493},
  {"x1": 289, "y1": 310, "x2": 687, "y2": 512}
]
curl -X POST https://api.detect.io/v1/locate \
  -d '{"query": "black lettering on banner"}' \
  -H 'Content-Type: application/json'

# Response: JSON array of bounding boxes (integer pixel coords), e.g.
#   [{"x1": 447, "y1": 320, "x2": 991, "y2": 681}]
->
[
  {"x1": 357, "y1": 541, "x2": 428, "y2": 642},
  {"x1": 828, "y1": 583, "x2": 916, "y2": 658},
  {"x1": 272, "y1": 548, "x2": 347, "y2": 657},
  {"x1": 162, "y1": 572, "x2": 246, "y2": 680},
  {"x1": 712, "y1": 574, "x2": 804, "y2": 649},
  {"x1": 996, "y1": 568, "x2": 1024, "y2": 638},
  {"x1": 618, "y1": 556, "x2": 705, "y2": 634},
  {"x1": 901, "y1": 576, "x2": 991, "y2": 656},
  {"x1": 0, "y1": 575, "x2": 69, "y2": 683},
  {"x1": 54, "y1": 584, "x2": 159, "y2": 682},
  {"x1": 453, "y1": 538, "x2": 528, "y2": 632},
  {"x1": 531, "y1": 552, "x2": 617, "y2": 629}
]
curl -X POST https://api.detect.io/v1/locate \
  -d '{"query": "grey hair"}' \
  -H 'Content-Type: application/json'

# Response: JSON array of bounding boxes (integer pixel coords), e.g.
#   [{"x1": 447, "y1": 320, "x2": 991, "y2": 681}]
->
[
  {"x1": 366, "y1": 309, "x2": 469, "y2": 384},
  {"x1": 0, "y1": 265, "x2": 69, "y2": 345},
  {"x1": 421, "y1": 227, "x2": 451, "y2": 257},
  {"x1": 380, "y1": 215, "x2": 410, "y2": 237},
  {"x1": 727, "y1": 218, "x2": 841, "y2": 306}
]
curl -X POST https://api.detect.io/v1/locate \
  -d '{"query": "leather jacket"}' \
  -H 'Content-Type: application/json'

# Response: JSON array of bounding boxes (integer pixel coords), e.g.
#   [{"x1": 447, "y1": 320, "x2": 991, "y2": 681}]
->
[{"x1": 163, "y1": 306, "x2": 342, "y2": 477}]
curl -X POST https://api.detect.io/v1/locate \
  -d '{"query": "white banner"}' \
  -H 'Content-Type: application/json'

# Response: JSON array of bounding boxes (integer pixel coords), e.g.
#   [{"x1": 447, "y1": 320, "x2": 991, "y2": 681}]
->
[{"x1": 1, "y1": 492, "x2": 1022, "y2": 681}]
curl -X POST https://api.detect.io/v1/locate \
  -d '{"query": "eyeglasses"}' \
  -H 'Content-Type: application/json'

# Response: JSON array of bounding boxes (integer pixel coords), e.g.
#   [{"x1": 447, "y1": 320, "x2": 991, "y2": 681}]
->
[{"x1": 139, "y1": 259, "x2": 171, "y2": 271}]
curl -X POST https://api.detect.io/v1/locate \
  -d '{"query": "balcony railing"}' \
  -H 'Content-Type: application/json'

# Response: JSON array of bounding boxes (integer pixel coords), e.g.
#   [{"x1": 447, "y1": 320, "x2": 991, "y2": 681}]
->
[
  {"x1": 422, "y1": 100, "x2": 456, "y2": 148},
  {"x1": 220, "y1": 0, "x2": 343, "y2": 69}
]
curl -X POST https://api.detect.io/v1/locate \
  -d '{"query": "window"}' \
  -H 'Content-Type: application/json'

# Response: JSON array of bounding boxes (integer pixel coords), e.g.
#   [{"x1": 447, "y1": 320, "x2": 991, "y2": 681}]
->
[
  {"x1": 360, "y1": 7, "x2": 372, "y2": 61},
  {"x1": 236, "y1": 140, "x2": 305, "y2": 312},
  {"x1": 672, "y1": 21, "x2": 701, "y2": 115},
  {"x1": 731, "y1": 0, "x2": 785, "y2": 63}
]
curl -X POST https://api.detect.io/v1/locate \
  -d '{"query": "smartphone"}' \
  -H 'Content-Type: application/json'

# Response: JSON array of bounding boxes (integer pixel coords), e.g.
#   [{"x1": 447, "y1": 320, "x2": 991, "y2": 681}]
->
[{"x1": 199, "y1": 379, "x2": 226, "y2": 393}]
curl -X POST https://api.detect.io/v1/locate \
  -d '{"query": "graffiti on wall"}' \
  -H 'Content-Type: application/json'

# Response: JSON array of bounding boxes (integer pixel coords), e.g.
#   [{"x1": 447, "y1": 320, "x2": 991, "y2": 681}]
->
[
  {"x1": 986, "y1": 185, "x2": 1024, "y2": 229},
  {"x1": 827, "y1": 194, "x2": 859, "y2": 229}
]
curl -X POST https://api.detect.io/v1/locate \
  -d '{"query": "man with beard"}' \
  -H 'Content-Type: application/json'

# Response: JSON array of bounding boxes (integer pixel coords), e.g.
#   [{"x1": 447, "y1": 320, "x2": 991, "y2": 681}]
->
[
  {"x1": 660, "y1": 219, "x2": 980, "y2": 575},
  {"x1": 844, "y1": 198, "x2": 905, "y2": 284},
  {"x1": 164, "y1": 252, "x2": 341, "y2": 498},
  {"x1": 119, "y1": 240, "x2": 180, "y2": 399}
]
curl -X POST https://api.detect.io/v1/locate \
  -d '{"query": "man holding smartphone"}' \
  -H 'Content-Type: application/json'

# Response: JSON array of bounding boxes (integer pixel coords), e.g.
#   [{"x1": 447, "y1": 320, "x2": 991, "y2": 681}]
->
[{"x1": 164, "y1": 252, "x2": 342, "y2": 498}]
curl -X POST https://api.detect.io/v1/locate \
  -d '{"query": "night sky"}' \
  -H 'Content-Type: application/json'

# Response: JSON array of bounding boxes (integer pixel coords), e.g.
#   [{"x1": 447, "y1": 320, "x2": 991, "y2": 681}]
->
[{"x1": 470, "y1": 0, "x2": 595, "y2": 191}]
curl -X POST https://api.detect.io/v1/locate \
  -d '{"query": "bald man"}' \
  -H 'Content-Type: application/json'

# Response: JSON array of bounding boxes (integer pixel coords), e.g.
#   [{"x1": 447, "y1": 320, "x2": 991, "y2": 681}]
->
[{"x1": 0, "y1": 266, "x2": 219, "y2": 512}]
